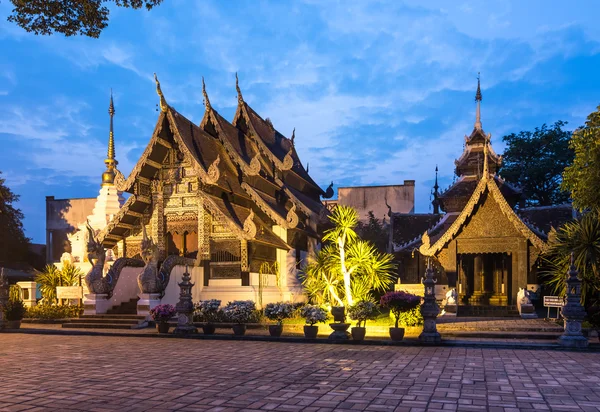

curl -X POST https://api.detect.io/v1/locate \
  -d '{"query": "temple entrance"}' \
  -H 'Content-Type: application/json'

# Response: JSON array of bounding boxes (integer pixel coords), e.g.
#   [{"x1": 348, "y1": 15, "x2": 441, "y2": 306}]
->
[{"x1": 458, "y1": 253, "x2": 512, "y2": 305}]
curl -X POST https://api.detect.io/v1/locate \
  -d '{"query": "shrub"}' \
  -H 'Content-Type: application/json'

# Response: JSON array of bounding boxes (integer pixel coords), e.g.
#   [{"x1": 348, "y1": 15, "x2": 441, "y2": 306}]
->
[
  {"x1": 3, "y1": 299, "x2": 27, "y2": 321},
  {"x1": 348, "y1": 301, "x2": 379, "y2": 327},
  {"x1": 264, "y1": 302, "x2": 294, "y2": 325},
  {"x1": 380, "y1": 291, "x2": 421, "y2": 328},
  {"x1": 149, "y1": 304, "x2": 176, "y2": 323},
  {"x1": 25, "y1": 304, "x2": 81, "y2": 320},
  {"x1": 194, "y1": 299, "x2": 221, "y2": 323},
  {"x1": 300, "y1": 304, "x2": 328, "y2": 326},
  {"x1": 223, "y1": 300, "x2": 256, "y2": 324},
  {"x1": 397, "y1": 306, "x2": 424, "y2": 327}
]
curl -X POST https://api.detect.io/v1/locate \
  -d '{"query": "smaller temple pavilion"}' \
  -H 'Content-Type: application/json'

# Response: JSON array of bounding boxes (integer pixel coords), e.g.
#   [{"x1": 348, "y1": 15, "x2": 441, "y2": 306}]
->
[{"x1": 391, "y1": 76, "x2": 575, "y2": 308}]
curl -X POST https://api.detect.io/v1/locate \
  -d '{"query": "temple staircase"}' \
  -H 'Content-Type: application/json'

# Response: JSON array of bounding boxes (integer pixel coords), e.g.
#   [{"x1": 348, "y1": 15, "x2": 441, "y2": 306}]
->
[
  {"x1": 62, "y1": 298, "x2": 147, "y2": 330},
  {"x1": 456, "y1": 305, "x2": 520, "y2": 317}
]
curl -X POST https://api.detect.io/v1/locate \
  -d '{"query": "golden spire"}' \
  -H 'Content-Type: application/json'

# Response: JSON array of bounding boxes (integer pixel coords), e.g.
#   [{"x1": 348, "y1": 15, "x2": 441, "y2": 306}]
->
[
  {"x1": 483, "y1": 135, "x2": 489, "y2": 179},
  {"x1": 154, "y1": 73, "x2": 168, "y2": 113},
  {"x1": 475, "y1": 72, "x2": 482, "y2": 130},
  {"x1": 202, "y1": 76, "x2": 211, "y2": 110},
  {"x1": 102, "y1": 89, "x2": 118, "y2": 186},
  {"x1": 235, "y1": 72, "x2": 244, "y2": 104}
]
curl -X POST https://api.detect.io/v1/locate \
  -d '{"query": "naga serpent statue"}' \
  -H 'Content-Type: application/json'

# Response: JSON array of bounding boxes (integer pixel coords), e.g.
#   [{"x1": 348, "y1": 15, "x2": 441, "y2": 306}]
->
[
  {"x1": 138, "y1": 225, "x2": 195, "y2": 296},
  {"x1": 84, "y1": 221, "x2": 144, "y2": 297}
]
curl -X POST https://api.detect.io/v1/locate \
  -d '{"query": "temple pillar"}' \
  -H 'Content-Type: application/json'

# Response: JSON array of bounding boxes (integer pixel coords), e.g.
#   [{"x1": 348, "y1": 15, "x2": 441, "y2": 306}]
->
[
  {"x1": 489, "y1": 254, "x2": 508, "y2": 306},
  {"x1": 197, "y1": 199, "x2": 211, "y2": 286},
  {"x1": 511, "y1": 239, "x2": 528, "y2": 305},
  {"x1": 272, "y1": 225, "x2": 289, "y2": 290},
  {"x1": 151, "y1": 181, "x2": 166, "y2": 259},
  {"x1": 446, "y1": 240, "x2": 457, "y2": 287}
]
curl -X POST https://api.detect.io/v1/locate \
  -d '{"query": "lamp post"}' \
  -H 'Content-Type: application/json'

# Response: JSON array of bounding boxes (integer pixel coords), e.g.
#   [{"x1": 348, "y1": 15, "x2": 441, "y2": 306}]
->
[
  {"x1": 173, "y1": 265, "x2": 197, "y2": 335},
  {"x1": 419, "y1": 259, "x2": 441, "y2": 343},
  {"x1": 558, "y1": 253, "x2": 588, "y2": 348}
]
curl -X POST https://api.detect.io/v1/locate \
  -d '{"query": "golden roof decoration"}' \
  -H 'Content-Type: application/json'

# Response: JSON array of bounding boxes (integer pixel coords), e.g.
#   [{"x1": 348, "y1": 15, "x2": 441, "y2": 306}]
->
[
  {"x1": 202, "y1": 76, "x2": 211, "y2": 110},
  {"x1": 246, "y1": 153, "x2": 261, "y2": 176},
  {"x1": 153, "y1": 73, "x2": 168, "y2": 113},
  {"x1": 235, "y1": 72, "x2": 244, "y2": 104},
  {"x1": 205, "y1": 154, "x2": 221, "y2": 185},
  {"x1": 243, "y1": 209, "x2": 257, "y2": 238},
  {"x1": 282, "y1": 147, "x2": 294, "y2": 170},
  {"x1": 286, "y1": 204, "x2": 299, "y2": 229}
]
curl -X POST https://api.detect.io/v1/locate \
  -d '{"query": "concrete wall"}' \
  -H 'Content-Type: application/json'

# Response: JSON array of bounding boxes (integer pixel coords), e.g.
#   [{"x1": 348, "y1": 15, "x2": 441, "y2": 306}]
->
[
  {"x1": 335, "y1": 181, "x2": 415, "y2": 222},
  {"x1": 46, "y1": 196, "x2": 96, "y2": 262}
]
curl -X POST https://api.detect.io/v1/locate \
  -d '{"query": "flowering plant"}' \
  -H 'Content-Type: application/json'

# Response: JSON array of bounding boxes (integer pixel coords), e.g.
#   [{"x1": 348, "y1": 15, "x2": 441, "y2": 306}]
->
[
  {"x1": 194, "y1": 299, "x2": 221, "y2": 323},
  {"x1": 264, "y1": 302, "x2": 294, "y2": 325},
  {"x1": 300, "y1": 304, "x2": 328, "y2": 326},
  {"x1": 149, "y1": 304, "x2": 176, "y2": 323},
  {"x1": 380, "y1": 291, "x2": 421, "y2": 328},
  {"x1": 348, "y1": 301, "x2": 379, "y2": 328},
  {"x1": 223, "y1": 300, "x2": 256, "y2": 324}
]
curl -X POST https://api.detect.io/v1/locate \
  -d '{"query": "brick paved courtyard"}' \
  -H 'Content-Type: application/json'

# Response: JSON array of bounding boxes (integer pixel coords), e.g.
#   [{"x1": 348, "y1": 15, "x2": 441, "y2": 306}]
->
[{"x1": 1, "y1": 335, "x2": 599, "y2": 412}]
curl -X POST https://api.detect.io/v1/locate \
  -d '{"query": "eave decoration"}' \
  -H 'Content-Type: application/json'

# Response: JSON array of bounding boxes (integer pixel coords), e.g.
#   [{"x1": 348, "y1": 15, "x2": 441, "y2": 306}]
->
[{"x1": 243, "y1": 209, "x2": 257, "y2": 238}]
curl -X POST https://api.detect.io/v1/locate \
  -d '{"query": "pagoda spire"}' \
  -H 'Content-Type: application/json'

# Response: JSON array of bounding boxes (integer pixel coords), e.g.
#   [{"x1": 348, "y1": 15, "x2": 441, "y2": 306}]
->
[
  {"x1": 483, "y1": 137, "x2": 490, "y2": 178},
  {"x1": 432, "y1": 165, "x2": 440, "y2": 214},
  {"x1": 235, "y1": 72, "x2": 243, "y2": 104},
  {"x1": 291, "y1": 128, "x2": 295, "y2": 146},
  {"x1": 102, "y1": 90, "x2": 118, "y2": 186},
  {"x1": 474, "y1": 72, "x2": 482, "y2": 130},
  {"x1": 202, "y1": 76, "x2": 211, "y2": 110}
]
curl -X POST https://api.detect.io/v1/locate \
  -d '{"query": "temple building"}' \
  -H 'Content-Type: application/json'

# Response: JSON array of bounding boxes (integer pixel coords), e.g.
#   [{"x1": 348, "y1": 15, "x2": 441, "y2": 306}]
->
[{"x1": 391, "y1": 76, "x2": 575, "y2": 309}]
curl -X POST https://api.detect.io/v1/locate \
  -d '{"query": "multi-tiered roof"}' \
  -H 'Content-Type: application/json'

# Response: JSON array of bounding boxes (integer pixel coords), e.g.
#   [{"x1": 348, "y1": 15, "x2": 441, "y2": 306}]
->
[{"x1": 99, "y1": 74, "x2": 330, "y2": 250}]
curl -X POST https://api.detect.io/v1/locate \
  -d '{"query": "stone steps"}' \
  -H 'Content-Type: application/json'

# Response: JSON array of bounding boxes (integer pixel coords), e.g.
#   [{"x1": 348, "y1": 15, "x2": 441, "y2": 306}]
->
[
  {"x1": 457, "y1": 305, "x2": 520, "y2": 317},
  {"x1": 68, "y1": 318, "x2": 144, "y2": 325},
  {"x1": 106, "y1": 298, "x2": 139, "y2": 315},
  {"x1": 62, "y1": 323, "x2": 140, "y2": 330},
  {"x1": 62, "y1": 300, "x2": 146, "y2": 330}
]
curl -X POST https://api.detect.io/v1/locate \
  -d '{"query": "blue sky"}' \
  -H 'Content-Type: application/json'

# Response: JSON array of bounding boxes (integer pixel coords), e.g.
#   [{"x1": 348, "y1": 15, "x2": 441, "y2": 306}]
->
[{"x1": 1, "y1": 0, "x2": 600, "y2": 244}]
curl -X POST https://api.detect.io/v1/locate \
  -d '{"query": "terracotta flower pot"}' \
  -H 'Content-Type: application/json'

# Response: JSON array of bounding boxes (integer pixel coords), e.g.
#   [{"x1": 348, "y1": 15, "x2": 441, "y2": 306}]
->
[
  {"x1": 269, "y1": 324, "x2": 283, "y2": 337},
  {"x1": 389, "y1": 327, "x2": 405, "y2": 341},
  {"x1": 6, "y1": 320, "x2": 21, "y2": 330},
  {"x1": 232, "y1": 324, "x2": 247, "y2": 336},
  {"x1": 202, "y1": 324, "x2": 216, "y2": 335},
  {"x1": 304, "y1": 325, "x2": 318, "y2": 338},
  {"x1": 156, "y1": 322, "x2": 170, "y2": 334},
  {"x1": 351, "y1": 326, "x2": 366, "y2": 341}
]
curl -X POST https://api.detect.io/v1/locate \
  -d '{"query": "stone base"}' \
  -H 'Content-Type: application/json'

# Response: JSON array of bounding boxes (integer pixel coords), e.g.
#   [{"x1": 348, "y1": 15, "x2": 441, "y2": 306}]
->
[
  {"x1": 419, "y1": 331, "x2": 442, "y2": 343},
  {"x1": 558, "y1": 334, "x2": 589, "y2": 348},
  {"x1": 137, "y1": 293, "x2": 161, "y2": 318},
  {"x1": 83, "y1": 294, "x2": 111, "y2": 315},
  {"x1": 519, "y1": 304, "x2": 538, "y2": 319},
  {"x1": 328, "y1": 323, "x2": 351, "y2": 340},
  {"x1": 443, "y1": 304, "x2": 457, "y2": 316}
]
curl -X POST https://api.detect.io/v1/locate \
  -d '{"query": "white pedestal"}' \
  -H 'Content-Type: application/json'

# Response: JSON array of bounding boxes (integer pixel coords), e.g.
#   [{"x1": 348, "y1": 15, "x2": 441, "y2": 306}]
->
[
  {"x1": 137, "y1": 293, "x2": 161, "y2": 318},
  {"x1": 519, "y1": 303, "x2": 538, "y2": 319},
  {"x1": 83, "y1": 294, "x2": 111, "y2": 315},
  {"x1": 16, "y1": 281, "x2": 37, "y2": 308}
]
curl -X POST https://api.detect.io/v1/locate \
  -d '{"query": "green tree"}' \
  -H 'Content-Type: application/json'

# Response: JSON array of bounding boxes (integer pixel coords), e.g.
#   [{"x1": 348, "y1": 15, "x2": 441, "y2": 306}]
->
[
  {"x1": 501, "y1": 121, "x2": 573, "y2": 207},
  {"x1": 562, "y1": 105, "x2": 600, "y2": 212},
  {"x1": 301, "y1": 206, "x2": 396, "y2": 307},
  {"x1": 543, "y1": 211, "x2": 600, "y2": 308},
  {"x1": 5, "y1": 0, "x2": 163, "y2": 38},
  {"x1": 0, "y1": 171, "x2": 30, "y2": 265},
  {"x1": 356, "y1": 211, "x2": 388, "y2": 253}
]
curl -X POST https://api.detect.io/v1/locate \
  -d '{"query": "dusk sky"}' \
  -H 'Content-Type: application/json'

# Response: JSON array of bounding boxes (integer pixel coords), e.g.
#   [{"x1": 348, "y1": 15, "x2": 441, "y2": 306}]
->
[{"x1": 1, "y1": 0, "x2": 600, "y2": 244}]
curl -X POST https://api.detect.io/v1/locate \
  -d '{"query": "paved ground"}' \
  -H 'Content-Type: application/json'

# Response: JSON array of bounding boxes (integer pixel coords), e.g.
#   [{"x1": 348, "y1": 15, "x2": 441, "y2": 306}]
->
[{"x1": 1, "y1": 334, "x2": 600, "y2": 412}]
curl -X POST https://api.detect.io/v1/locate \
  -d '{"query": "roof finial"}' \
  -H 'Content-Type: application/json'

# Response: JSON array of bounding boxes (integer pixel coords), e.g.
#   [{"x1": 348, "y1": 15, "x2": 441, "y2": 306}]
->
[
  {"x1": 432, "y1": 165, "x2": 440, "y2": 214},
  {"x1": 153, "y1": 73, "x2": 168, "y2": 113},
  {"x1": 474, "y1": 72, "x2": 482, "y2": 130},
  {"x1": 291, "y1": 127, "x2": 295, "y2": 146},
  {"x1": 306, "y1": 162, "x2": 309, "y2": 173},
  {"x1": 102, "y1": 89, "x2": 118, "y2": 186},
  {"x1": 202, "y1": 76, "x2": 211, "y2": 110},
  {"x1": 235, "y1": 72, "x2": 243, "y2": 104},
  {"x1": 483, "y1": 136, "x2": 490, "y2": 178}
]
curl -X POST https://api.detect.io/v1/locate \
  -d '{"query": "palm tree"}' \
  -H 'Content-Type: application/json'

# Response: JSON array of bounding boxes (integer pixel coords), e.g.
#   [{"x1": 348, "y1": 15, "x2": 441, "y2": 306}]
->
[
  {"x1": 35, "y1": 265, "x2": 62, "y2": 304},
  {"x1": 543, "y1": 211, "x2": 600, "y2": 307},
  {"x1": 302, "y1": 206, "x2": 396, "y2": 306}
]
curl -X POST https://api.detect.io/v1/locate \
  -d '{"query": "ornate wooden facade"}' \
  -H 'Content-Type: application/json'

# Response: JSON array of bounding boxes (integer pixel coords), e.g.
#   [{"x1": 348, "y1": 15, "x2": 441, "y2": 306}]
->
[
  {"x1": 391, "y1": 78, "x2": 571, "y2": 306},
  {"x1": 98, "y1": 74, "x2": 328, "y2": 288}
]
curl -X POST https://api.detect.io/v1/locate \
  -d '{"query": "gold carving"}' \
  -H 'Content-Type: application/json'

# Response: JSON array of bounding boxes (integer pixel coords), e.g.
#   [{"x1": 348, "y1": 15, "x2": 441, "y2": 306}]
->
[
  {"x1": 206, "y1": 155, "x2": 221, "y2": 185},
  {"x1": 243, "y1": 209, "x2": 257, "y2": 239},
  {"x1": 246, "y1": 153, "x2": 261, "y2": 176},
  {"x1": 286, "y1": 204, "x2": 299, "y2": 229},
  {"x1": 282, "y1": 147, "x2": 294, "y2": 170}
]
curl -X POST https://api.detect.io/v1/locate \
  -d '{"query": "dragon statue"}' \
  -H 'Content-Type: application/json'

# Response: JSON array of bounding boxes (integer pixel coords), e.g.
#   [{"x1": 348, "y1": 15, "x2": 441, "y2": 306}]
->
[
  {"x1": 137, "y1": 225, "x2": 195, "y2": 296},
  {"x1": 84, "y1": 221, "x2": 144, "y2": 297}
]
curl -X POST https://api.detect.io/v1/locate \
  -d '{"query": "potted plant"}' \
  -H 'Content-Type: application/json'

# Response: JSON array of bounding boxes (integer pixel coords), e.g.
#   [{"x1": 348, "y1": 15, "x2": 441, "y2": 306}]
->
[
  {"x1": 195, "y1": 299, "x2": 221, "y2": 335},
  {"x1": 300, "y1": 304, "x2": 328, "y2": 338},
  {"x1": 348, "y1": 301, "x2": 379, "y2": 341},
  {"x1": 264, "y1": 302, "x2": 294, "y2": 337},
  {"x1": 223, "y1": 300, "x2": 256, "y2": 336},
  {"x1": 3, "y1": 299, "x2": 26, "y2": 329},
  {"x1": 149, "y1": 304, "x2": 176, "y2": 334},
  {"x1": 380, "y1": 291, "x2": 421, "y2": 341}
]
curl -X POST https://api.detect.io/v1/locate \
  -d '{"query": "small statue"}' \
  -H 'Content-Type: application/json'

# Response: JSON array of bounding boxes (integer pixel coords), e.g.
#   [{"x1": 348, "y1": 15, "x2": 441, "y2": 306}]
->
[
  {"x1": 517, "y1": 288, "x2": 531, "y2": 306},
  {"x1": 84, "y1": 221, "x2": 111, "y2": 295},
  {"x1": 445, "y1": 288, "x2": 458, "y2": 306}
]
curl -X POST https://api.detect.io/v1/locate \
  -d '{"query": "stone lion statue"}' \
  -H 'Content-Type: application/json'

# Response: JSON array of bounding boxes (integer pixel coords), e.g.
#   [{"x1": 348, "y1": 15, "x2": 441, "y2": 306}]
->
[
  {"x1": 517, "y1": 287, "x2": 532, "y2": 306},
  {"x1": 445, "y1": 288, "x2": 458, "y2": 306}
]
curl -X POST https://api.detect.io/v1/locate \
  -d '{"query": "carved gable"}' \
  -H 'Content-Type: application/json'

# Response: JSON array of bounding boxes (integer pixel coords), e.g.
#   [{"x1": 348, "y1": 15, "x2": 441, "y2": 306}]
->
[{"x1": 458, "y1": 189, "x2": 522, "y2": 240}]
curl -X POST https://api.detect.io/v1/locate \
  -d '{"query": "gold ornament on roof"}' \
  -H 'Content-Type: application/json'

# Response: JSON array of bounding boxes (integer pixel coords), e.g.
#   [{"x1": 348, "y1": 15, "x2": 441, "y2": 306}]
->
[
  {"x1": 246, "y1": 153, "x2": 261, "y2": 176},
  {"x1": 243, "y1": 209, "x2": 257, "y2": 238},
  {"x1": 286, "y1": 204, "x2": 299, "y2": 228},
  {"x1": 202, "y1": 76, "x2": 211, "y2": 110},
  {"x1": 154, "y1": 73, "x2": 168, "y2": 113},
  {"x1": 206, "y1": 155, "x2": 221, "y2": 185},
  {"x1": 282, "y1": 147, "x2": 294, "y2": 170},
  {"x1": 235, "y1": 72, "x2": 244, "y2": 104}
]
